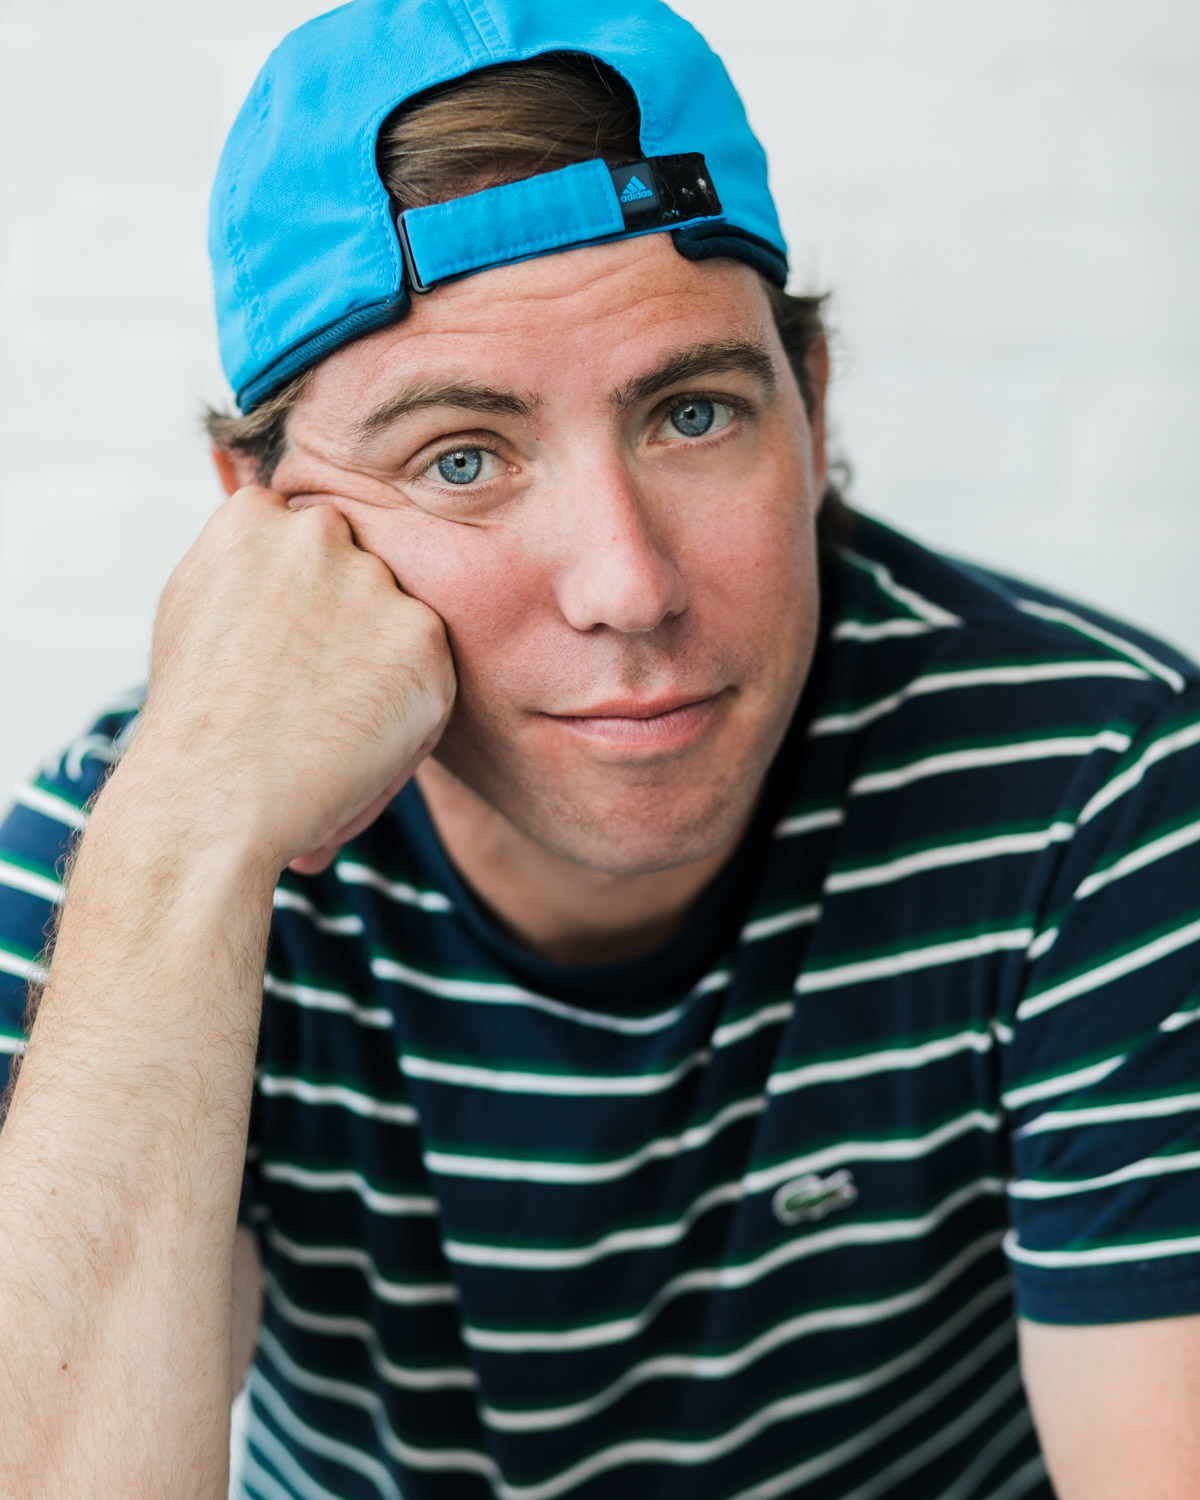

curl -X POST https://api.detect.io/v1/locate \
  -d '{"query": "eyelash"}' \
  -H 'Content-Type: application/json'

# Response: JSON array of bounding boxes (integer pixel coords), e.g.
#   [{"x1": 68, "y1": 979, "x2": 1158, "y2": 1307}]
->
[
  {"x1": 655, "y1": 391, "x2": 751, "y2": 443},
  {"x1": 414, "y1": 391, "x2": 751, "y2": 491}
]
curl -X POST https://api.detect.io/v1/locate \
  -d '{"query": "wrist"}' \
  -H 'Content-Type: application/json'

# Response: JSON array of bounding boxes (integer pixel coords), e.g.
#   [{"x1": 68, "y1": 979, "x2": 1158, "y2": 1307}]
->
[{"x1": 97, "y1": 738, "x2": 287, "y2": 888}]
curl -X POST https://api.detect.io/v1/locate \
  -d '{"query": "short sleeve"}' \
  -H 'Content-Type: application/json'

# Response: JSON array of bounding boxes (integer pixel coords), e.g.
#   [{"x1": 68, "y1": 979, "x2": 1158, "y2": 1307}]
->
[
  {"x1": 1001, "y1": 685, "x2": 1200, "y2": 1323},
  {"x1": 0, "y1": 703, "x2": 140, "y2": 1096}
]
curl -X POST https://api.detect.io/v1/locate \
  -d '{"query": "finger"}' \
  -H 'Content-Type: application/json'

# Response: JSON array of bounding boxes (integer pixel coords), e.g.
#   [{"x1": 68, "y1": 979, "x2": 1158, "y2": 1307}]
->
[
  {"x1": 285, "y1": 774, "x2": 419, "y2": 876},
  {"x1": 229, "y1": 482, "x2": 290, "y2": 511},
  {"x1": 288, "y1": 844, "x2": 342, "y2": 877},
  {"x1": 228, "y1": 484, "x2": 354, "y2": 540}
]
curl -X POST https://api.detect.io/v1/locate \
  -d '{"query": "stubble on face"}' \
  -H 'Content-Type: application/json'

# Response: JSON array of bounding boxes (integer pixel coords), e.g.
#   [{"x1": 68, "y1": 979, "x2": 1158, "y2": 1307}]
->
[
  {"x1": 275, "y1": 236, "x2": 825, "y2": 887},
  {"x1": 428, "y1": 601, "x2": 815, "y2": 879}
]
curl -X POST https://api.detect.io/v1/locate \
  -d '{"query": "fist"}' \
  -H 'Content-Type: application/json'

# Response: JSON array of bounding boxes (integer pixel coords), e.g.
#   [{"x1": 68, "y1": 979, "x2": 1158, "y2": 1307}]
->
[{"x1": 127, "y1": 486, "x2": 456, "y2": 874}]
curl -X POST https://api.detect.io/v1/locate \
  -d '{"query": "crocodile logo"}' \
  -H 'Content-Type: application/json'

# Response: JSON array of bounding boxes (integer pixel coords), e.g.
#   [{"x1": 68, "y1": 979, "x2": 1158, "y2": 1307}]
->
[{"x1": 772, "y1": 1169, "x2": 858, "y2": 1226}]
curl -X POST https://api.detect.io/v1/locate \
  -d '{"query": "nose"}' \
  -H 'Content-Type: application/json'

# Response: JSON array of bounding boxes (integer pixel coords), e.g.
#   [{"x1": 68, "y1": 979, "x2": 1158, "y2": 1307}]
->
[{"x1": 551, "y1": 462, "x2": 688, "y2": 634}]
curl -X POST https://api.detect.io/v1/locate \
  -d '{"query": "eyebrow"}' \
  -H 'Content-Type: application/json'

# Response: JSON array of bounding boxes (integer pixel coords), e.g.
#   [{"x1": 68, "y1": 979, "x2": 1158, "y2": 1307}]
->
[
  {"x1": 354, "y1": 337, "x2": 777, "y2": 444},
  {"x1": 609, "y1": 339, "x2": 777, "y2": 412},
  {"x1": 356, "y1": 380, "x2": 542, "y2": 441}
]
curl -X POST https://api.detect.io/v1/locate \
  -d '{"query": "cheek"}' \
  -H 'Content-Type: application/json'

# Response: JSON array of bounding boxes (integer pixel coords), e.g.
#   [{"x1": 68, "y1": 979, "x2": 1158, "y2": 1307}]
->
[
  {"x1": 349, "y1": 507, "x2": 545, "y2": 670},
  {"x1": 671, "y1": 443, "x2": 818, "y2": 616},
  {"x1": 696, "y1": 525, "x2": 815, "y2": 680}
]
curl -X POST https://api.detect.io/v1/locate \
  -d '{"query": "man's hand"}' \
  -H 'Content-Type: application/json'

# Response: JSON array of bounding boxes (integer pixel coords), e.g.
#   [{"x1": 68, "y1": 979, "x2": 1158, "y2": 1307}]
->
[
  {"x1": 132, "y1": 483, "x2": 455, "y2": 874},
  {"x1": 0, "y1": 486, "x2": 455, "y2": 1497}
]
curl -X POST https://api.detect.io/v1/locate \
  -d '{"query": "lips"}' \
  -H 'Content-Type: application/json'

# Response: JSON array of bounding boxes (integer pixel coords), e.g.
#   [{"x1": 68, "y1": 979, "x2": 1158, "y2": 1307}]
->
[
  {"x1": 537, "y1": 690, "x2": 726, "y2": 752},
  {"x1": 551, "y1": 692, "x2": 717, "y2": 720}
]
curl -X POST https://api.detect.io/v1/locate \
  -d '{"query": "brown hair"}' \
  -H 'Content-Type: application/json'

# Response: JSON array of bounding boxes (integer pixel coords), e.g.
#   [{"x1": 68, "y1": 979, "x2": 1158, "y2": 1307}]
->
[{"x1": 205, "y1": 53, "x2": 835, "y2": 502}]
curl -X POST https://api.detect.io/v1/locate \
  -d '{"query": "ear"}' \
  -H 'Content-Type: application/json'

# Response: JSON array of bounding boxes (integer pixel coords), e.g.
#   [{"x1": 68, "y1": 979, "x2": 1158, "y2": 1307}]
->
[
  {"x1": 212, "y1": 445, "x2": 261, "y2": 497},
  {"x1": 804, "y1": 332, "x2": 831, "y2": 501}
]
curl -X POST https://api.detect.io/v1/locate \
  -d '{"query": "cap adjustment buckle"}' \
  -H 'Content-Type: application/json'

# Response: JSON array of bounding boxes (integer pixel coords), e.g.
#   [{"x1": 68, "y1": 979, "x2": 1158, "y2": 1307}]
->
[{"x1": 397, "y1": 153, "x2": 722, "y2": 295}]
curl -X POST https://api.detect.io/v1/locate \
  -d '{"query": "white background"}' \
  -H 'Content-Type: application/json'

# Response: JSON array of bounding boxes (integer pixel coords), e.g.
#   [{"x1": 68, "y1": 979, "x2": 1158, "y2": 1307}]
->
[
  {"x1": 1, "y1": 0, "x2": 1198, "y2": 803},
  {"x1": 0, "y1": 2, "x2": 1196, "y2": 1488}
]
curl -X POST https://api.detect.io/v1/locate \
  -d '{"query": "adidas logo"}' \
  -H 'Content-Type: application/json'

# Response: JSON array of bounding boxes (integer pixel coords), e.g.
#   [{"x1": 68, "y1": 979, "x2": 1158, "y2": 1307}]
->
[{"x1": 619, "y1": 174, "x2": 655, "y2": 204}]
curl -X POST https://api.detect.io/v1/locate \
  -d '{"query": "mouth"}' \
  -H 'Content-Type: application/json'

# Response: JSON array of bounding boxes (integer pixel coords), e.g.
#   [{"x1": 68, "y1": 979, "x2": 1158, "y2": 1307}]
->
[{"x1": 538, "y1": 690, "x2": 726, "y2": 752}]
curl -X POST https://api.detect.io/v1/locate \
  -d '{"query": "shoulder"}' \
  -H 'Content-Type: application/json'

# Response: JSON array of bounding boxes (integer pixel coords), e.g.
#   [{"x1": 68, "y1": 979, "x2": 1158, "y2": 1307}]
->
[
  {"x1": 818, "y1": 509, "x2": 1199, "y2": 744},
  {"x1": 829, "y1": 508, "x2": 1197, "y2": 678},
  {"x1": 0, "y1": 692, "x2": 145, "y2": 1044}
]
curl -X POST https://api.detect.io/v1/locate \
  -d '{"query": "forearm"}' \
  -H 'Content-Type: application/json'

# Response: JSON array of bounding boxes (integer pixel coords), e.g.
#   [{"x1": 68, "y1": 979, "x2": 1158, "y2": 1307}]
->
[
  {"x1": 0, "y1": 758, "x2": 277, "y2": 1499},
  {"x1": 0, "y1": 483, "x2": 453, "y2": 1495}
]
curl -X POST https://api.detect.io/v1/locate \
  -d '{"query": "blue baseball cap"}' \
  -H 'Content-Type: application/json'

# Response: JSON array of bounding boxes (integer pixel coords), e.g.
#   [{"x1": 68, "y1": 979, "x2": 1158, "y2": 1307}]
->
[{"x1": 210, "y1": 0, "x2": 788, "y2": 413}]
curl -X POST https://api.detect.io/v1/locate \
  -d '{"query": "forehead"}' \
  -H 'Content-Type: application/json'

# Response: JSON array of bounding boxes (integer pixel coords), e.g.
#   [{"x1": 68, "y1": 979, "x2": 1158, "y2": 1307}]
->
[{"x1": 296, "y1": 235, "x2": 775, "y2": 426}]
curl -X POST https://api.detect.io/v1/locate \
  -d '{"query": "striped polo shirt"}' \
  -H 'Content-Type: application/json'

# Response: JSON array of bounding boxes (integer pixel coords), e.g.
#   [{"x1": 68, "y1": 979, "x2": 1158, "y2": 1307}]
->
[{"x1": 3, "y1": 510, "x2": 1200, "y2": 1500}]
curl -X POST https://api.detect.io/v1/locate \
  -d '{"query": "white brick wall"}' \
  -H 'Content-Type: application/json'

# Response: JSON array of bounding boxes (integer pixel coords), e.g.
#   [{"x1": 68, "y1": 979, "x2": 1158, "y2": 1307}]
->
[{"x1": 2, "y1": 0, "x2": 1198, "y2": 801}]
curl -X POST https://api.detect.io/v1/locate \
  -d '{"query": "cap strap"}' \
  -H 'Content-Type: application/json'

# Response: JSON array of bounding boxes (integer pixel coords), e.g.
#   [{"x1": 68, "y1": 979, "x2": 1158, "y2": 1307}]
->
[{"x1": 398, "y1": 154, "x2": 721, "y2": 293}]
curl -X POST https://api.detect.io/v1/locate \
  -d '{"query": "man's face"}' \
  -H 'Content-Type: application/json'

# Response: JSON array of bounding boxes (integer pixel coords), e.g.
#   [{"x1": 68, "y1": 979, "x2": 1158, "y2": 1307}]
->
[{"x1": 269, "y1": 234, "x2": 826, "y2": 877}]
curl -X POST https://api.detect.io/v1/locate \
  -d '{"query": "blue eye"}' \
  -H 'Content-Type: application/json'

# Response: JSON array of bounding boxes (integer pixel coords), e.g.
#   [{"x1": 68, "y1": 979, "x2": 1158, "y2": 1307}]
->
[
  {"x1": 668, "y1": 398, "x2": 715, "y2": 437},
  {"x1": 437, "y1": 448, "x2": 483, "y2": 485}
]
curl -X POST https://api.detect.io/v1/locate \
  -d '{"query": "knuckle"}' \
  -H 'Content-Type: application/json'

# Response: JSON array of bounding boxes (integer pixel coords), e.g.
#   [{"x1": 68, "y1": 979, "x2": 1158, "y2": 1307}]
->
[
  {"x1": 407, "y1": 606, "x2": 450, "y2": 661},
  {"x1": 295, "y1": 501, "x2": 350, "y2": 541},
  {"x1": 226, "y1": 483, "x2": 280, "y2": 522}
]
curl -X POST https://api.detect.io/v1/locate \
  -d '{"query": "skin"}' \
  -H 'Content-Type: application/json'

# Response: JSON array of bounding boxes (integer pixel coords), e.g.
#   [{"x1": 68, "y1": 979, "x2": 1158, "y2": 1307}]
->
[
  {"x1": 219, "y1": 233, "x2": 828, "y2": 962},
  {"x1": 1018, "y1": 1317, "x2": 1200, "y2": 1497}
]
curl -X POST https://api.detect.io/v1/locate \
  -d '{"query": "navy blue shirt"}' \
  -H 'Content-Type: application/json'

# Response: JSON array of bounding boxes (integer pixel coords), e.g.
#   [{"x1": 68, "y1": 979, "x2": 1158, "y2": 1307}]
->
[{"x1": 3, "y1": 512, "x2": 1200, "y2": 1499}]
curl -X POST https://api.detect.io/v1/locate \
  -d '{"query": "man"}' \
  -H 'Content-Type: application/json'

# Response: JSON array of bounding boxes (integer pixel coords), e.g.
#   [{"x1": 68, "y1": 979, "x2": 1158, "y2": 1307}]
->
[{"x1": 0, "y1": 1, "x2": 1198, "y2": 1496}]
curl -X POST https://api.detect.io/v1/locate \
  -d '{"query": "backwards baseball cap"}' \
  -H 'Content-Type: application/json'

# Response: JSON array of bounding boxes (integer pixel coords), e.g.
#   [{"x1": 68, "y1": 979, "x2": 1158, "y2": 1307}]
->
[{"x1": 210, "y1": 0, "x2": 788, "y2": 413}]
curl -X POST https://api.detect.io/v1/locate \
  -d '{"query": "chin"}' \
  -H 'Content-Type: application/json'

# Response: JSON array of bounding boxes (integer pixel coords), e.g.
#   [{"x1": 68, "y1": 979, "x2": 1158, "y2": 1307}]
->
[
  {"x1": 540, "y1": 812, "x2": 745, "y2": 878},
  {"x1": 427, "y1": 685, "x2": 798, "y2": 880},
  {"x1": 473, "y1": 759, "x2": 759, "y2": 877}
]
